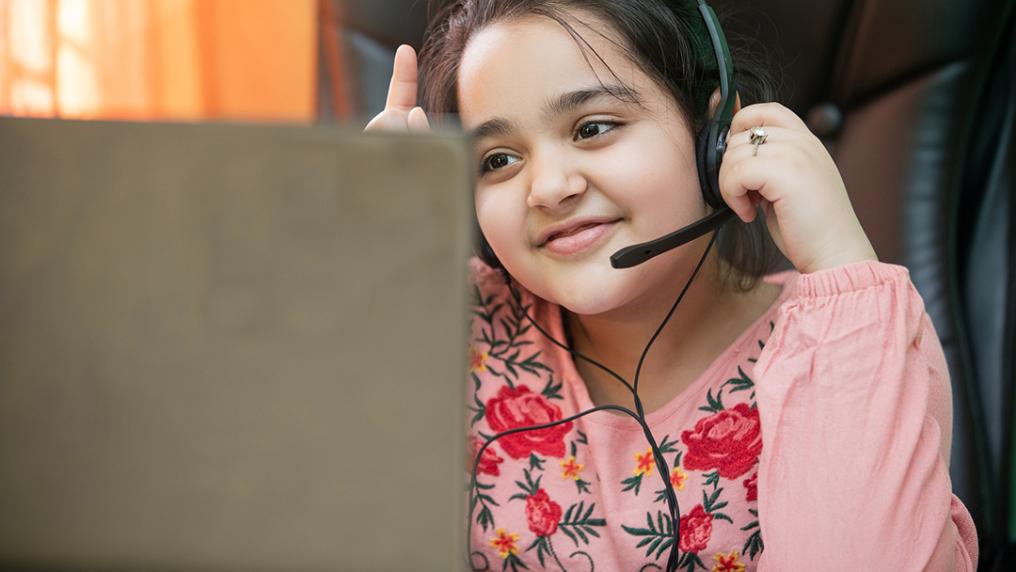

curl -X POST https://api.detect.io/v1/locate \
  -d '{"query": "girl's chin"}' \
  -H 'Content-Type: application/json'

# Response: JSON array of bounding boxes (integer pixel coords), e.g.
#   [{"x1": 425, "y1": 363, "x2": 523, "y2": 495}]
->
[
  {"x1": 535, "y1": 274, "x2": 637, "y2": 316},
  {"x1": 509, "y1": 252, "x2": 655, "y2": 310}
]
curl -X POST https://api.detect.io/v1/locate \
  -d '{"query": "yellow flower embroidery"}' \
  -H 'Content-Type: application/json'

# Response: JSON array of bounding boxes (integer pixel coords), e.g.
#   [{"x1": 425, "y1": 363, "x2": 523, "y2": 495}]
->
[
  {"x1": 470, "y1": 346, "x2": 489, "y2": 373},
  {"x1": 670, "y1": 465, "x2": 687, "y2": 491},
  {"x1": 560, "y1": 456, "x2": 583, "y2": 480},
  {"x1": 711, "y1": 549, "x2": 746, "y2": 572},
  {"x1": 490, "y1": 528, "x2": 520, "y2": 558},
  {"x1": 633, "y1": 448, "x2": 655, "y2": 476}
]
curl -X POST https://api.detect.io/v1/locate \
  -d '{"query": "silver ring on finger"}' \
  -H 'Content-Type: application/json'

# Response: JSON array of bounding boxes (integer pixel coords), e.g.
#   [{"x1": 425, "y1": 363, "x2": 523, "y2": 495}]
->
[{"x1": 749, "y1": 125, "x2": 768, "y2": 157}]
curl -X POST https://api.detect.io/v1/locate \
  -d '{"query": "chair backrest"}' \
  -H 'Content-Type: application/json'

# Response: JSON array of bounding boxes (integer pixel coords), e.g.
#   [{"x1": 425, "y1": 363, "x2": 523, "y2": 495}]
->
[
  {"x1": 318, "y1": 0, "x2": 428, "y2": 123},
  {"x1": 957, "y1": 11, "x2": 1015, "y2": 567},
  {"x1": 777, "y1": 1, "x2": 1012, "y2": 566},
  {"x1": 724, "y1": 5, "x2": 1016, "y2": 566}
]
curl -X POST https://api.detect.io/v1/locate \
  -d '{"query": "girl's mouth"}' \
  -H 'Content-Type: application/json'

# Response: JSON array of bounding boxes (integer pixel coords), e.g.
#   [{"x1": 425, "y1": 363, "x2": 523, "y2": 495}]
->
[{"x1": 542, "y1": 220, "x2": 620, "y2": 256}]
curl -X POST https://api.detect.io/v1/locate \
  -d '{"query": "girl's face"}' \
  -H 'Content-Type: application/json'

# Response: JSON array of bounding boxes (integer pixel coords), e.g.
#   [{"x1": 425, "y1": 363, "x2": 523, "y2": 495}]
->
[{"x1": 458, "y1": 11, "x2": 712, "y2": 316}]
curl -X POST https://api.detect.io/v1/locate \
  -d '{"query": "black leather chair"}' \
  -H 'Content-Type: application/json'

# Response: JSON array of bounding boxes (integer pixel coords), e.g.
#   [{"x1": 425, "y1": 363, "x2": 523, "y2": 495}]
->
[
  {"x1": 719, "y1": 1, "x2": 1013, "y2": 568},
  {"x1": 322, "y1": 0, "x2": 1015, "y2": 567}
]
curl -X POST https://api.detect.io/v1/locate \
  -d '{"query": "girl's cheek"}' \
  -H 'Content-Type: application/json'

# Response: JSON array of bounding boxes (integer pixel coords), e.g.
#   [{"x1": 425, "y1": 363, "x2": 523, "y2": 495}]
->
[
  {"x1": 605, "y1": 143, "x2": 702, "y2": 226},
  {"x1": 475, "y1": 192, "x2": 524, "y2": 260}
]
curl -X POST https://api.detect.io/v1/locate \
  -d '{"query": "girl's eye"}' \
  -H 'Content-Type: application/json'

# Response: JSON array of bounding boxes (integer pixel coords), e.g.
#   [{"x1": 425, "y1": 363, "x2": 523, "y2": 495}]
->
[
  {"x1": 478, "y1": 121, "x2": 619, "y2": 176},
  {"x1": 574, "y1": 120, "x2": 618, "y2": 141},
  {"x1": 479, "y1": 153, "x2": 519, "y2": 175}
]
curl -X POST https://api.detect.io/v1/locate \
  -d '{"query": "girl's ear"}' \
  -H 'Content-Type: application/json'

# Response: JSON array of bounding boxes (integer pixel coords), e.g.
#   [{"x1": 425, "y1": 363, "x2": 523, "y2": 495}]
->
[{"x1": 707, "y1": 86, "x2": 742, "y2": 117}]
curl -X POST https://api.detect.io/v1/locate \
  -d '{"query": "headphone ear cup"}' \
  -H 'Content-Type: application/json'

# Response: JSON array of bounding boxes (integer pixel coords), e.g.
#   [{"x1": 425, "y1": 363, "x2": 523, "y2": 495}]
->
[{"x1": 695, "y1": 122, "x2": 727, "y2": 210}]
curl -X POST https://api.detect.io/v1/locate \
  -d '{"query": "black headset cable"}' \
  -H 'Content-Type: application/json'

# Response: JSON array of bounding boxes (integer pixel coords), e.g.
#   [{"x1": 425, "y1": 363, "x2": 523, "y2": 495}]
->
[{"x1": 467, "y1": 231, "x2": 719, "y2": 572}]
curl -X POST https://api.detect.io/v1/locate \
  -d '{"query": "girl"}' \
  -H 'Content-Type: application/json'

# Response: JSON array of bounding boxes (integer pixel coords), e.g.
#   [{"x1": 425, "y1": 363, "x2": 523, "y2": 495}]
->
[{"x1": 365, "y1": 1, "x2": 979, "y2": 570}]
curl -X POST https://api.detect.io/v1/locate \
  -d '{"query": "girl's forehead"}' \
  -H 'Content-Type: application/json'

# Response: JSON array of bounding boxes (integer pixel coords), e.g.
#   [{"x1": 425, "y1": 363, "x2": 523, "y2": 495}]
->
[{"x1": 457, "y1": 13, "x2": 659, "y2": 127}]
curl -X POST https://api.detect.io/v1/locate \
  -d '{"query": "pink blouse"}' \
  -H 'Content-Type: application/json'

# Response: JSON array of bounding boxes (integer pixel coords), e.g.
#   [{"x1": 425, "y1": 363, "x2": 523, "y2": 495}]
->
[{"x1": 465, "y1": 257, "x2": 979, "y2": 571}]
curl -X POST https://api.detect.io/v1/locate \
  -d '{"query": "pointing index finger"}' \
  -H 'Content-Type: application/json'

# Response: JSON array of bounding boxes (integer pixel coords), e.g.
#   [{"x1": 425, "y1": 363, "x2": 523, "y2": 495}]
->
[{"x1": 386, "y1": 44, "x2": 420, "y2": 112}]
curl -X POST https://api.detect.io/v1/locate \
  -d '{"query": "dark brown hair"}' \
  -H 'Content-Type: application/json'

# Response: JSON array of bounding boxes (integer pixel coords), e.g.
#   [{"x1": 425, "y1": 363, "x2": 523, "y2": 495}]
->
[{"x1": 418, "y1": 0, "x2": 786, "y2": 292}]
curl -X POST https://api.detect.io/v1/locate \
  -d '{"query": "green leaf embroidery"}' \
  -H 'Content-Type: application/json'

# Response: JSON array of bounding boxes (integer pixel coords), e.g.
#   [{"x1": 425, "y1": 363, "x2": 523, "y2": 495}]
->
[
  {"x1": 697, "y1": 387, "x2": 725, "y2": 413},
  {"x1": 702, "y1": 469, "x2": 720, "y2": 490},
  {"x1": 742, "y1": 529, "x2": 764, "y2": 561},
  {"x1": 472, "y1": 287, "x2": 554, "y2": 387},
  {"x1": 541, "y1": 374, "x2": 564, "y2": 401},
  {"x1": 524, "y1": 536, "x2": 550, "y2": 568},
  {"x1": 723, "y1": 365, "x2": 755, "y2": 394},
  {"x1": 470, "y1": 397, "x2": 486, "y2": 426},
  {"x1": 657, "y1": 434, "x2": 679, "y2": 454},
  {"x1": 712, "y1": 512, "x2": 733, "y2": 523},
  {"x1": 558, "y1": 501, "x2": 607, "y2": 547},
  {"x1": 653, "y1": 488, "x2": 668, "y2": 504},
  {"x1": 513, "y1": 468, "x2": 543, "y2": 498},
  {"x1": 469, "y1": 374, "x2": 486, "y2": 426},
  {"x1": 469, "y1": 480, "x2": 499, "y2": 532},
  {"x1": 677, "y1": 551, "x2": 708, "y2": 571},
  {"x1": 702, "y1": 487, "x2": 725, "y2": 513},
  {"x1": 621, "y1": 474, "x2": 644, "y2": 496},
  {"x1": 621, "y1": 510, "x2": 675, "y2": 560},
  {"x1": 575, "y1": 478, "x2": 592, "y2": 495},
  {"x1": 569, "y1": 431, "x2": 588, "y2": 458},
  {"x1": 501, "y1": 551, "x2": 529, "y2": 572}
]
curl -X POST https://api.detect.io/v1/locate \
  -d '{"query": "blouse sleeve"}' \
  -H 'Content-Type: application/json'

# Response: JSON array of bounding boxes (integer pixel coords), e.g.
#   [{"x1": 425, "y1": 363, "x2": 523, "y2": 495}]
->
[{"x1": 752, "y1": 260, "x2": 979, "y2": 571}]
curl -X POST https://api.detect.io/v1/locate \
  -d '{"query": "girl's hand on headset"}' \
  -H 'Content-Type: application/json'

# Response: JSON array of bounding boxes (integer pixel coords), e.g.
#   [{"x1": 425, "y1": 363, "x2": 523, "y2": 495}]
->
[
  {"x1": 719, "y1": 102, "x2": 878, "y2": 274},
  {"x1": 364, "y1": 44, "x2": 431, "y2": 133}
]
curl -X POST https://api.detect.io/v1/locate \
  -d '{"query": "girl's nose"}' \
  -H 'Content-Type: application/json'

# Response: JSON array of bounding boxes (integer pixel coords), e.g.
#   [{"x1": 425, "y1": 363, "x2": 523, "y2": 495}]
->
[{"x1": 526, "y1": 154, "x2": 588, "y2": 210}]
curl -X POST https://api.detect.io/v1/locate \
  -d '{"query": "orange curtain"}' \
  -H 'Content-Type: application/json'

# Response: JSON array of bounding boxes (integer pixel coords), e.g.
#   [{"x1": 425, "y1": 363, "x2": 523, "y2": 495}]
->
[{"x1": 0, "y1": 0, "x2": 317, "y2": 122}]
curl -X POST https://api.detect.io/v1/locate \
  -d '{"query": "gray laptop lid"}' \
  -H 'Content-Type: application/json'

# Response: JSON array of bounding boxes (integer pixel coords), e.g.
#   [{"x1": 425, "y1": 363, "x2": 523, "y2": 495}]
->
[{"x1": 0, "y1": 117, "x2": 472, "y2": 571}]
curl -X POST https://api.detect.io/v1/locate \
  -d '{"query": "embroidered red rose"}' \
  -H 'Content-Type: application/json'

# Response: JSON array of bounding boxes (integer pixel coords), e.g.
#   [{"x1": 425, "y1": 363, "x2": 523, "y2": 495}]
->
[
  {"x1": 485, "y1": 385, "x2": 573, "y2": 459},
  {"x1": 525, "y1": 488, "x2": 562, "y2": 537},
  {"x1": 743, "y1": 470, "x2": 758, "y2": 502},
  {"x1": 681, "y1": 402, "x2": 762, "y2": 479},
  {"x1": 678, "y1": 504, "x2": 714, "y2": 554},
  {"x1": 469, "y1": 436, "x2": 505, "y2": 477}
]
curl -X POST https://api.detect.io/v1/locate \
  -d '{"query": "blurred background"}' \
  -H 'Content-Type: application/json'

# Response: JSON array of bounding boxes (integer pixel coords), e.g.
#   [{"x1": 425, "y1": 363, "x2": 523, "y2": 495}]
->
[
  {"x1": 0, "y1": 0, "x2": 431, "y2": 124},
  {"x1": 0, "y1": 0, "x2": 319, "y2": 122},
  {"x1": 1, "y1": 0, "x2": 1014, "y2": 569}
]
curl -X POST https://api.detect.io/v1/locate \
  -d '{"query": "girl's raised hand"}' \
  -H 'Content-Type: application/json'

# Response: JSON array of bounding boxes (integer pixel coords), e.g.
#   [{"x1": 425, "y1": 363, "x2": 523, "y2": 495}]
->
[
  {"x1": 364, "y1": 44, "x2": 431, "y2": 133},
  {"x1": 719, "y1": 102, "x2": 878, "y2": 274}
]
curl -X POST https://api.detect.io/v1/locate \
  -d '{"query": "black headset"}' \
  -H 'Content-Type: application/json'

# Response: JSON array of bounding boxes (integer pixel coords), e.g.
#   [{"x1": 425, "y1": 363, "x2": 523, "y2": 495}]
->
[
  {"x1": 467, "y1": 2, "x2": 739, "y2": 571},
  {"x1": 476, "y1": 0, "x2": 737, "y2": 273}
]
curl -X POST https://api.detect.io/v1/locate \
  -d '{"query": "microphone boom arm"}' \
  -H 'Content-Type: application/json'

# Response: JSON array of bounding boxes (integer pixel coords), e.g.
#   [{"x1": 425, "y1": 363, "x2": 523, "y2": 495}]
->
[{"x1": 609, "y1": 207, "x2": 736, "y2": 268}]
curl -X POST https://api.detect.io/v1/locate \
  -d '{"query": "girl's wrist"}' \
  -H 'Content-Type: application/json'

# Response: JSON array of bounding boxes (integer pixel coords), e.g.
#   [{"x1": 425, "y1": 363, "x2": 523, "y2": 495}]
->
[{"x1": 801, "y1": 242, "x2": 879, "y2": 274}]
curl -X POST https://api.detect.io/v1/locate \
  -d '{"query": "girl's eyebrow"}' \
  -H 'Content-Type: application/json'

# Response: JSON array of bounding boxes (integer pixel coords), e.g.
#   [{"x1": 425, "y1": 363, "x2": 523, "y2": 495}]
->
[{"x1": 469, "y1": 84, "x2": 642, "y2": 140}]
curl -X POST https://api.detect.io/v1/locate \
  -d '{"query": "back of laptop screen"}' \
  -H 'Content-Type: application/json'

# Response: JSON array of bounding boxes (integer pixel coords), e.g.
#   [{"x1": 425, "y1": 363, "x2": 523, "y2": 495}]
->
[{"x1": 0, "y1": 118, "x2": 473, "y2": 571}]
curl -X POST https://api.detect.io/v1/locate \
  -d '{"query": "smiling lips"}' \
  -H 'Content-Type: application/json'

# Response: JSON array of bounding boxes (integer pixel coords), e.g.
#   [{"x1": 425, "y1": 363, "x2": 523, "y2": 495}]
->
[{"x1": 540, "y1": 219, "x2": 621, "y2": 256}]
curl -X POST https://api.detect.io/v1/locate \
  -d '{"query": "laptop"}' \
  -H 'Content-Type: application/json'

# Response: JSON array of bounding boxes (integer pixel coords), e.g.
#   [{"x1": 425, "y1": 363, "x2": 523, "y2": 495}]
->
[{"x1": 0, "y1": 117, "x2": 473, "y2": 571}]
